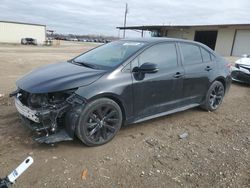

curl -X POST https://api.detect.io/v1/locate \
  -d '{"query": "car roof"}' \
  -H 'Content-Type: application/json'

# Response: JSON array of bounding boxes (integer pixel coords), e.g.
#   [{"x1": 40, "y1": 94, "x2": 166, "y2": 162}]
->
[{"x1": 120, "y1": 37, "x2": 195, "y2": 44}]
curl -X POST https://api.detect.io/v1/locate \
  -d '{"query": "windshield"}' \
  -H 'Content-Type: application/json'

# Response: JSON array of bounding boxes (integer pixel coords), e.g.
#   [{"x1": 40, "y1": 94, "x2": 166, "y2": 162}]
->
[{"x1": 72, "y1": 41, "x2": 146, "y2": 69}]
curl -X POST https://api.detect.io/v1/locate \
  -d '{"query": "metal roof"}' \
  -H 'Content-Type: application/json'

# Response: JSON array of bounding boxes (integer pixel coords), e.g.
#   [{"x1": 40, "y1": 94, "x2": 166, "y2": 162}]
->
[
  {"x1": 0, "y1": 20, "x2": 46, "y2": 27},
  {"x1": 117, "y1": 23, "x2": 250, "y2": 30}
]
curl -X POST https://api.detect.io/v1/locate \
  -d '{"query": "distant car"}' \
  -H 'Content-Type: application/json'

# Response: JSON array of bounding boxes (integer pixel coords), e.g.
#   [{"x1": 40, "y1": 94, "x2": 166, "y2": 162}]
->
[
  {"x1": 231, "y1": 55, "x2": 250, "y2": 84},
  {"x1": 11, "y1": 38, "x2": 231, "y2": 146},
  {"x1": 70, "y1": 38, "x2": 78, "y2": 41},
  {"x1": 21, "y1": 38, "x2": 37, "y2": 45},
  {"x1": 79, "y1": 39, "x2": 87, "y2": 42}
]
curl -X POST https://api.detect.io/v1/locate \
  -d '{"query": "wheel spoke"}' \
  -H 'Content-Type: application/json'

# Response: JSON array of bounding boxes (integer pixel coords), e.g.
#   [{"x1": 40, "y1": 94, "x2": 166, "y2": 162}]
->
[
  {"x1": 89, "y1": 126, "x2": 100, "y2": 136},
  {"x1": 105, "y1": 118, "x2": 119, "y2": 123},
  {"x1": 87, "y1": 122, "x2": 98, "y2": 129},
  {"x1": 217, "y1": 86, "x2": 224, "y2": 94},
  {"x1": 101, "y1": 127, "x2": 108, "y2": 140},
  {"x1": 105, "y1": 124, "x2": 116, "y2": 133},
  {"x1": 89, "y1": 114, "x2": 99, "y2": 123},
  {"x1": 105, "y1": 110, "x2": 116, "y2": 119},
  {"x1": 95, "y1": 129, "x2": 101, "y2": 141},
  {"x1": 217, "y1": 91, "x2": 224, "y2": 95},
  {"x1": 102, "y1": 107, "x2": 110, "y2": 117},
  {"x1": 216, "y1": 96, "x2": 222, "y2": 99},
  {"x1": 96, "y1": 108, "x2": 103, "y2": 119},
  {"x1": 210, "y1": 98, "x2": 215, "y2": 107},
  {"x1": 210, "y1": 94, "x2": 215, "y2": 99}
]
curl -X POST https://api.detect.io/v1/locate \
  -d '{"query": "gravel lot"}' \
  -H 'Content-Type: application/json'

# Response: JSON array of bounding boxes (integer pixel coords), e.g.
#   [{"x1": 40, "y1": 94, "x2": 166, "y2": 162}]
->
[{"x1": 0, "y1": 42, "x2": 249, "y2": 188}]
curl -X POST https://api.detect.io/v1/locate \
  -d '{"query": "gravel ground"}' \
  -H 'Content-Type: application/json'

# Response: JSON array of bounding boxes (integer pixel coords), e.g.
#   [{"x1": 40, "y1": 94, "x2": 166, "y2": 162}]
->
[{"x1": 0, "y1": 42, "x2": 249, "y2": 188}]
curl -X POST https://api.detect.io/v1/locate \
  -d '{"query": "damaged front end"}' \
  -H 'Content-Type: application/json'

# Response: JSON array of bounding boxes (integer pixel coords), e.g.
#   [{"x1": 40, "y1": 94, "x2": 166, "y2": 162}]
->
[
  {"x1": 10, "y1": 89, "x2": 85, "y2": 144},
  {"x1": 231, "y1": 57, "x2": 250, "y2": 84}
]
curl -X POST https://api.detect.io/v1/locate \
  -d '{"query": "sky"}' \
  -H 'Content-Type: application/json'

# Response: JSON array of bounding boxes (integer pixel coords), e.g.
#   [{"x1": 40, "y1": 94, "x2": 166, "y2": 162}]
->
[{"x1": 1, "y1": 0, "x2": 250, "y2": 37}]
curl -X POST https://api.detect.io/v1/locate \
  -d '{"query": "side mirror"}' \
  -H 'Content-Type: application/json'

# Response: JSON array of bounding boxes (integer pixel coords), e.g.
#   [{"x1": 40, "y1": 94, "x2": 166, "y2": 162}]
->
[{"x1": 133, "y1": 62, "x2": 158, "y2": 74}]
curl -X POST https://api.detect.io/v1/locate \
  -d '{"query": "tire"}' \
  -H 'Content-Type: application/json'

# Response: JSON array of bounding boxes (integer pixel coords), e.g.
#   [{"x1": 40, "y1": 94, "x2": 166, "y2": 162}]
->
[
  {"x1": 201, "y1": 81, "x2": 225, "y2": 111},
  {"x1": 76, "y1": 98, "x2": 123, "y2": 146},
  {"x1": 21, "y1": 39, "x2": 27, "y2": 45}
]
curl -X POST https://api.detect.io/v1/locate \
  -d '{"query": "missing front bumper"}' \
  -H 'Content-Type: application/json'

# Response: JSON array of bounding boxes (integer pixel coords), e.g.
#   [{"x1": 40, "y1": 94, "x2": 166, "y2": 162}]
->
[{"x1": 12, "y1": 92, "x2": 85, "y2": 143}]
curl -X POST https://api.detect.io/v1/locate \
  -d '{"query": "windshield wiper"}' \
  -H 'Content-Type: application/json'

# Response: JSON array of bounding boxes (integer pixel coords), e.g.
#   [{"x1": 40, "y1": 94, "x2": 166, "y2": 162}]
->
[{"x1": 71, "y1": 60, "x2": 98, "y2": 69}]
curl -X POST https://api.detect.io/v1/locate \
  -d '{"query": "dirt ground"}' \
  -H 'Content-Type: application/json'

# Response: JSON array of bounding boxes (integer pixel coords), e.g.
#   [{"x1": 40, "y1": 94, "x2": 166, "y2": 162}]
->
[{"x1": 0, "y1": 42, "x2": 249, "y2": 188}]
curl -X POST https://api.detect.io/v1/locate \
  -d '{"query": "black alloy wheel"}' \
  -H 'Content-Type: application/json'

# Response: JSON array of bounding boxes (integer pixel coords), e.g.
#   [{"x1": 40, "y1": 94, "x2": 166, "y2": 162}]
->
[
  {"x1": 76, "y1": 98, "x2": 122, "y2": 146},
  {"x1": 209, "y1": 84, "x2": 224, "y2": 110},
  {"x1": 201, "y1": 81, "x2": 225, "y2": 111}
]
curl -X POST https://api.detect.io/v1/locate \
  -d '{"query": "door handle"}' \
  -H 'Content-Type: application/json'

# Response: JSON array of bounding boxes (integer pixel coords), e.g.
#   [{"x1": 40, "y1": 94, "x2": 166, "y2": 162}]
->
[
  {"x1": 173, "y1": 72, "x2": 183, "y2": 78},
  {"x1": 205, "y1": 66, "x2": 212, "y2": 71}
]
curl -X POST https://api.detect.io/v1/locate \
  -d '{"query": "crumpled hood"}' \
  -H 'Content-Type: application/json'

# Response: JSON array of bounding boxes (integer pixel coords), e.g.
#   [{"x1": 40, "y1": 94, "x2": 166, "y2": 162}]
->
[{"x1": 16, "y1": 62, "x2": 107, "y2": 93}]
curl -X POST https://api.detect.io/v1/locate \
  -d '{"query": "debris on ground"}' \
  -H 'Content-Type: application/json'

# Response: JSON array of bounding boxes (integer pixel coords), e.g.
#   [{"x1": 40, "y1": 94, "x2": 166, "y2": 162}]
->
[
  {"x1": 140, "y1": 171, "x2": 145, "y2": 177},
  {"x1": 81, "y1": 169, "x2": 88, "y2": 180},
  {"x1": 104, "y1": 156, "x2": 112, "y2": 161},
  {"x1": 145, "y1": 138, "x2": 159, "y2": 147},
  {"x1": 179, "y1": 132, "x2": 188, "y2": 139}
]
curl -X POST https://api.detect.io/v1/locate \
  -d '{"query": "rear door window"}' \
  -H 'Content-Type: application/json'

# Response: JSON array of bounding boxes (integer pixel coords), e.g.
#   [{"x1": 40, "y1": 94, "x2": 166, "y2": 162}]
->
[{"x1": 180, "y1": 43, "x2": 203, "y2": 65}]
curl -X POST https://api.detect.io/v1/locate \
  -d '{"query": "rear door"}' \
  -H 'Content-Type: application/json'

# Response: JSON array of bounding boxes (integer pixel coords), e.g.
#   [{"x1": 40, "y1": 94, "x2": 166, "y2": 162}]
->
[{"x1": 178, "y1": 42, "x2": 210, "y2": 104}]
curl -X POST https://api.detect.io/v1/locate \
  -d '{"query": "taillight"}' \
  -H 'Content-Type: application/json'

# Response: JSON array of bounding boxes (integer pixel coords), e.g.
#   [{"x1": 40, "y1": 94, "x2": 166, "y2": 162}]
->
[{"x1": 226, "y1": 63, "x2": 232, "y2": 68}]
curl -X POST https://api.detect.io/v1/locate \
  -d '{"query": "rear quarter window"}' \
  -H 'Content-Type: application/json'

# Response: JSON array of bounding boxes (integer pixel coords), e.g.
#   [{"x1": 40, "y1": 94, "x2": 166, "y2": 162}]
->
[
  {"x1": 180, "y1": 43, "x2": 202, "y2": 65},
  {"x1": 200, "y1": 47, "x2": 211, "y2": 62},
  {"x1": 210, "y1": 53, "x2": 216, "y2": 61}
]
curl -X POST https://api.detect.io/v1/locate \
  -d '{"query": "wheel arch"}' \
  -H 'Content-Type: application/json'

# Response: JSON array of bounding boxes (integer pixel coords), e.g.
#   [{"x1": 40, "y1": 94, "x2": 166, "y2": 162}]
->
[{"x1": 213, "y1": 76, "x2": 226, "y2": 91}]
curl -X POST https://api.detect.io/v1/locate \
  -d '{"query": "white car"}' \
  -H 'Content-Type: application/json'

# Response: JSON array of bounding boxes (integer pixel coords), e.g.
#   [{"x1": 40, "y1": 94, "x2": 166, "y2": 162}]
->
[{"x1": 231, "y1": 55, "x2": 250, "y2": 84}]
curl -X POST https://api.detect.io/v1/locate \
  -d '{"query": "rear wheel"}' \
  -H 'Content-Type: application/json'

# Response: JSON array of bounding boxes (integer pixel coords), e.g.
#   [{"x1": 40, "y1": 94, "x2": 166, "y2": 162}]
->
[
  {"x1": 76, "y1": 98, "x2": 123, "y2": 146},
  {"x1": 201, "y1": 81, "x2": 225, "y2": 111}
]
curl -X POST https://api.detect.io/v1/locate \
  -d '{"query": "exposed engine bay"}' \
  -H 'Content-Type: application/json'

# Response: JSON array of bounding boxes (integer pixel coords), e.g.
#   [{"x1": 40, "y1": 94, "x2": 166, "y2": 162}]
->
[{"x1": 10, "y1": 89, "x2": 85, "y2": 143}]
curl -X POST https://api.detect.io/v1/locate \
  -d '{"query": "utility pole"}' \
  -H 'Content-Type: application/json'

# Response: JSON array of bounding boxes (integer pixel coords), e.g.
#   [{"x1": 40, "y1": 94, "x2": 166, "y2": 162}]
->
[{"x1": 123, "y1": 3, "x2": 128, "y2": 38}]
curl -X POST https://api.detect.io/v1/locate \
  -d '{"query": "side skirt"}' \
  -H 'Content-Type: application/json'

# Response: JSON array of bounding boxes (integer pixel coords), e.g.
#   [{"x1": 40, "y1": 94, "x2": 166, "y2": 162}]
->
[{"x1": 132, "y1": 103, "x2": 200, "y2": 124}]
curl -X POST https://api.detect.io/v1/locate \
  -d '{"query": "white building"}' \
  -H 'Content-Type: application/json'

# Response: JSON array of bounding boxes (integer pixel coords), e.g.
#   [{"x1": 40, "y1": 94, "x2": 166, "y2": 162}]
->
[
  {"x1": 0, "y1": 21, "x2": 46, "y2": 44},
  {"x1": 118, "y1": 24, "x2": 250, "y2": 56}
]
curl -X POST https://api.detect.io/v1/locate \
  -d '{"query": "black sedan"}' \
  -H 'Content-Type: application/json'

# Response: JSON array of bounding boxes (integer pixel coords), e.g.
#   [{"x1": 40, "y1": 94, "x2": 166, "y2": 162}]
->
[{"x1": 10, "y1": 38, "x2": 231, "y2": 146}]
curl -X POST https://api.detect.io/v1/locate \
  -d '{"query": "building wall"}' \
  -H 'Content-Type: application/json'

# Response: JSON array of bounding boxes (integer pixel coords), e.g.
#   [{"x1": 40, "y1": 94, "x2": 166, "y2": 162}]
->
[
  {"x1": 167, "y1": 28, "x2": 195, "y2": 40},
  {"x1": 166, "y1": 28, "x2": 195, "y2": 40},
  {"x1": 0, "y1": 22, "x2": 46, "y2": 44},
  {"x1": 214, "y1": 28, "x2": 235, "y2": 56},
  {"x1": 165, "y1": 26, "x2": 250, "y2": 56}
]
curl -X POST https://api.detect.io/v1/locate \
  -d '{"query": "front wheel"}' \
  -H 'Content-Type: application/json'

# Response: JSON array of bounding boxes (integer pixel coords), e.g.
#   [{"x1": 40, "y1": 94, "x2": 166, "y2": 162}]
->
[
  {"x1": 76, "y1": 98, "x2": 123, "y2": 146},
  {"x1": 201, "y1": 81, "x2": 225, "y2": 111}
]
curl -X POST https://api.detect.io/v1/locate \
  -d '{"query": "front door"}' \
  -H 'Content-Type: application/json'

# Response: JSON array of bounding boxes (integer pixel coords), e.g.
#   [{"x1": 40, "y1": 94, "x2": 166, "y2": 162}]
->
[{"x1": 131, "y1": 42, "x2": 184, "y2": 120}]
